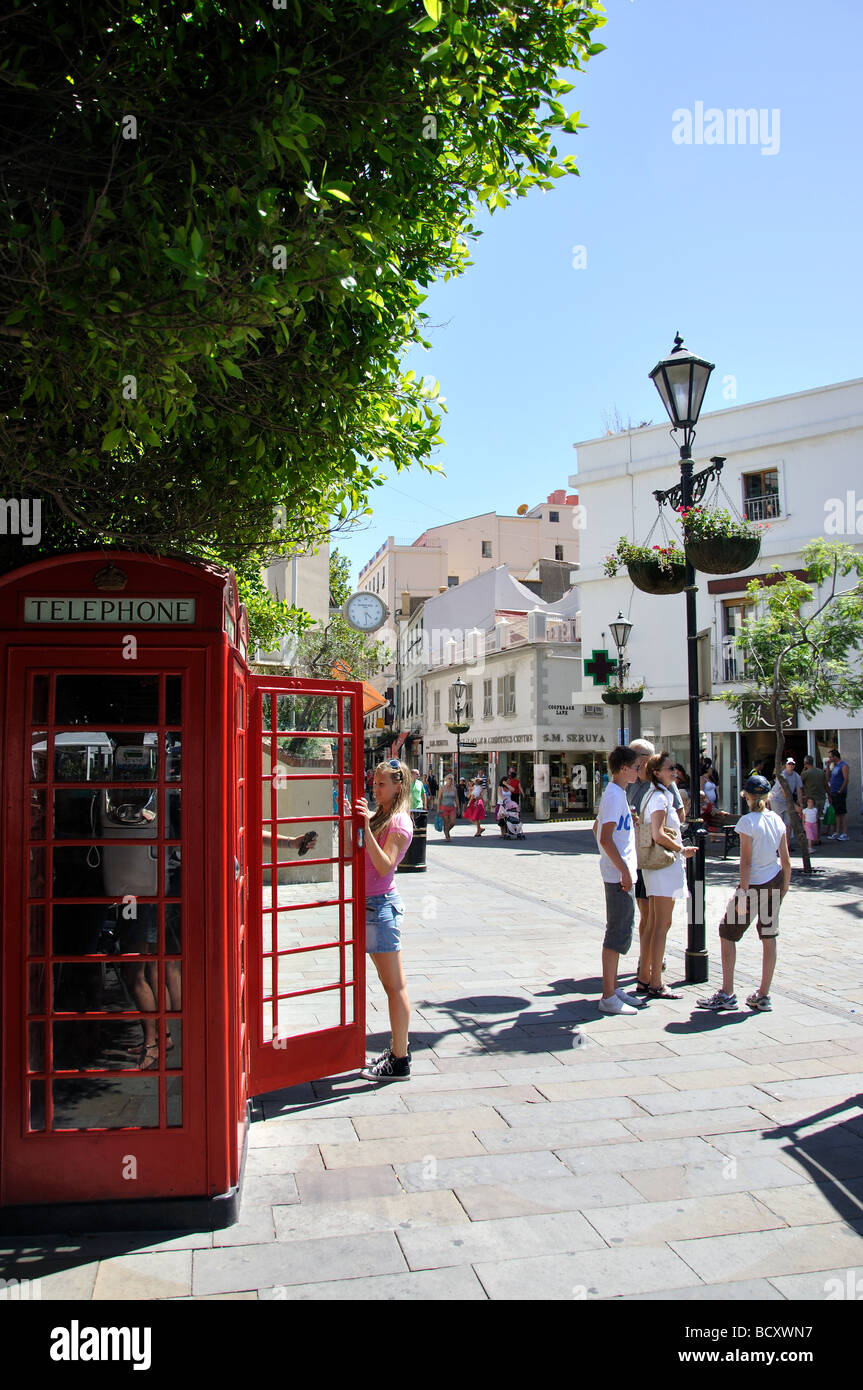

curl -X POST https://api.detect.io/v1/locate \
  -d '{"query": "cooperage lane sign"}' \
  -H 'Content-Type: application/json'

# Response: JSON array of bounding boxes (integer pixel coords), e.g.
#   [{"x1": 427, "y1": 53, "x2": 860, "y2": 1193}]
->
[{"x1": 24, "y1": 597, "x2": 197, "y2": 624}]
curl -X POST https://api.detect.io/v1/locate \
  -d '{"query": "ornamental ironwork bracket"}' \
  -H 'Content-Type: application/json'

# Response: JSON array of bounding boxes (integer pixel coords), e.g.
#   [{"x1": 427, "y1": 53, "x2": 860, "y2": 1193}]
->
[{"x1": 653, "y1": 456, "x2": 726, "y2": 511}]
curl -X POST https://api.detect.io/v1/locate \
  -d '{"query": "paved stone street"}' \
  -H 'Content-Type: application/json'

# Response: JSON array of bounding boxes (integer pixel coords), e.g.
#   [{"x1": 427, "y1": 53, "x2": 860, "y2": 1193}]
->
[{"x1": 3, "y1": 821, "x2": 863, "y2": 1301}]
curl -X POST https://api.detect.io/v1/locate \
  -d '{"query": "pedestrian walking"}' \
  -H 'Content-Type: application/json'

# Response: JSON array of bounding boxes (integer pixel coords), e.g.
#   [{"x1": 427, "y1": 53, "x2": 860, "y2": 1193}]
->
[
  {"x1": 349, "y1": 759, "x2": 414, "y2": 1081},
  {"x1": 464, "y1": 777, "x2": 486, "y2": 836},
  {"x1": 697, "y1": 773, "x2": 791, "y2": 1014},
  {"x1": 803, "y1": 797, "x2": 820, "y2": 849},
  {"x1": 409, "y1": 768, "x2": 427, "y2": 812},
  {"x1": 594, "y1": 744, "x2": 642, "y2": 1016},
  {"x1": 506, "y1": 766, "x2": 522, "y2": 806},
  {"x1": 457, "y1": 777, "x2": 468, "y2": 815},
  {"x1": 768, "y1": 757, "x2": 803, "y2": 846},
  {"x1": 426, "y1": 768, "x2": 439, "y2": 811},
  {"x1": 637, "y1": 751, "x2": 697, "y2": 1000},
  {"x1": 827, "y1": 746, "x2": 850, "y2": 841},
  {"x1": 801, "y1": 756, "x2": 828, "y2": 844},
  {"x1": 495, "y1": 779, "x2": 509, "y2": 836},
  {"x1": 625, "y1": 738, "x2": 656, "y2": 993},
  {"x1": 438, "y1": 773, "x2": 458, "y2": 841},
  {"x1": 498, "y1": 786, "x2": 525, "y2": 840}
]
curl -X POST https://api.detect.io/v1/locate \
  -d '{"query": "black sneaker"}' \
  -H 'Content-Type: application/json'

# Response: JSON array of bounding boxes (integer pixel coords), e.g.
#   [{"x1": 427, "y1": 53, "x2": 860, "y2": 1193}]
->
[
  {"x1": 367, "y1": 1044, "x2": 411, "y2": 1068},
  {"x1": 362, "y1": 1051, "x2": 411, "y2": 1081}
]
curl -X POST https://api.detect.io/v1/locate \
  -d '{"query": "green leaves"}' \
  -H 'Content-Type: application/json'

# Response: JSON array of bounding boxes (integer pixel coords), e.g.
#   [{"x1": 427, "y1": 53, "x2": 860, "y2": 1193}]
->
[{"x1": 0, "y1": 0, "x2": 606, "y2": 650}]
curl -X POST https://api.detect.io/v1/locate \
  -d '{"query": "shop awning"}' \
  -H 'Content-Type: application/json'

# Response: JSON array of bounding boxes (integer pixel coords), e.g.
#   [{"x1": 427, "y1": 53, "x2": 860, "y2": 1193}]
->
[
  {"x1": 392, "y1": 731, "x2": 410, "y2": 756},
  {"x1": 329, "y1": 659, "x2": 388, "y2": 716}
]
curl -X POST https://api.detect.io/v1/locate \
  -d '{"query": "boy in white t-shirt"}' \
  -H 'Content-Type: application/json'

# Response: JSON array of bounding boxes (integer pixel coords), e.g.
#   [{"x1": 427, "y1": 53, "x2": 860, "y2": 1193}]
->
[
  {"x1": 698, "y1": 774, "x2": 791, "y2": 1013},
  {"x1": 593, "y1": 745, "x2": 641, "y2": 1015}
]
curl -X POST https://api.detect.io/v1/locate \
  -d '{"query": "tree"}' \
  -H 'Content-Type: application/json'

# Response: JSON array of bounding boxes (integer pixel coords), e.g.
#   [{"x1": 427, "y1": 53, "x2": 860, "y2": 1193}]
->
[
  {"x1": 1, "y1": 0, "x2": 607, "y2": 634},
  {"x1": 722, "y1": 540, "x2": 863, "y2": 872}
]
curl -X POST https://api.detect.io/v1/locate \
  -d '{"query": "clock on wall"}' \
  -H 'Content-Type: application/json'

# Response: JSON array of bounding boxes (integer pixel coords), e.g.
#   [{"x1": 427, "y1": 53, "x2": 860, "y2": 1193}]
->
[{"x1": 343, "y1": 590, "x2": 388, "y2": 633}]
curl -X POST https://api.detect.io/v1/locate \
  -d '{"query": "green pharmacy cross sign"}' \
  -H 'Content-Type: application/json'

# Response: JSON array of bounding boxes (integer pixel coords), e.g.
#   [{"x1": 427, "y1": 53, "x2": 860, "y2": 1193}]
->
[{"x1": 584, "y1": 648, "x2": 618, "y2": 687}]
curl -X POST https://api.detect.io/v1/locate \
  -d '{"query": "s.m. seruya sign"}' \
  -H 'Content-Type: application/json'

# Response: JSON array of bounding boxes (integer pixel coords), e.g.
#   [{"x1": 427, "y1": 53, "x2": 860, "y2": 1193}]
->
[{"x1": 25, "y1": 598, "x2": 196, "y2": 624}]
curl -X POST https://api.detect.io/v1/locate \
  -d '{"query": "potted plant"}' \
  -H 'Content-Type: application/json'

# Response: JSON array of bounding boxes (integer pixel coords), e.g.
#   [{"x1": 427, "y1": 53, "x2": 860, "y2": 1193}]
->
[
  {"x1": 604, "y1": 538, "x2": 686, "y2": 595},
  {"x1": 601, "y1": 685, "x2": 645, "y2": 705},
  {"x1": 678, "y1": 506, "x2": 762, "y2": 574}
]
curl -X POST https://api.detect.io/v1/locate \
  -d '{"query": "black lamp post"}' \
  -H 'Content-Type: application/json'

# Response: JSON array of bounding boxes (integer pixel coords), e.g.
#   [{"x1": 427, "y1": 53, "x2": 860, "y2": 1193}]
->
[
  {"x1": 609, "y1": 612, "x2": 633, "y2": 745},
  {"x1": 451, "y1": 677, "x2": 467, "y2": 789},
  {"x1": 649, "y1": 333, "x2": 715, "y2": 985}
]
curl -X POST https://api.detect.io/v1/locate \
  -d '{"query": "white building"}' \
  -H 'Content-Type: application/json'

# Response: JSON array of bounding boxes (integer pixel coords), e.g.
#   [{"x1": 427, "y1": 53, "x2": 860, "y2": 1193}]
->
[
  {"x1": 571, "y1": 376, "x2": 863, "y2": 819},
  {"x1": 388, "y1": 567, "x2": 616, "y2": 819}
]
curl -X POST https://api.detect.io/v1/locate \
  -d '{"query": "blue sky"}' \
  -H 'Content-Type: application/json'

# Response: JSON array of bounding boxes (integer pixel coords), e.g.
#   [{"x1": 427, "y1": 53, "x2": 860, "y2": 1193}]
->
[{"x1": 337, "y1": 0, "x2": 863, "y2": 582}]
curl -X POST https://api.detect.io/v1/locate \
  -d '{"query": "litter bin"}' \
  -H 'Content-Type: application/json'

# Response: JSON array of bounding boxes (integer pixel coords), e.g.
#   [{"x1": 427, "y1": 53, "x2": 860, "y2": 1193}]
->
[{"x1": 397, "y1": 809, "x2": 427, "y2": 873}]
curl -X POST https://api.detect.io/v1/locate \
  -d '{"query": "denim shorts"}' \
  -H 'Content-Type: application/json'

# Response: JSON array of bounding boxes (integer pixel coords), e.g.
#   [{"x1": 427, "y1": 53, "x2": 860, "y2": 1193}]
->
[{"x1": 366, "y1": 890, "x2": 404, "y2": 954}]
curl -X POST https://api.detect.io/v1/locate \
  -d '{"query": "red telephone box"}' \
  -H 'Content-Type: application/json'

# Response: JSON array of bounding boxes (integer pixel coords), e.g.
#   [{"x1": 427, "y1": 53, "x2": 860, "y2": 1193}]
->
[{"x1": 0, "y1": 552, "x2": 365, "y2": 1232}]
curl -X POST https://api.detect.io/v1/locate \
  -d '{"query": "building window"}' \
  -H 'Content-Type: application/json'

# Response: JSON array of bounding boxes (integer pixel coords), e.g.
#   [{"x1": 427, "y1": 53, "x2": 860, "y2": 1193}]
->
[
  {"x1": 742, "y1": 468, "x2": 781, "y2": 522},
  {"x1": 434, "y1": 689, "x2": 440, "y2": 724},
  {"x1": 497, "y1": 673, "x2": 516, "y2": 716},
  {"x1": 483, "y1": 678, "x2": 492, "y2": 718},
  {"x1": 447, "y1": 575, "x2": 459, "y2": 587},
  {"x1": 721, "y1": 599, "x2": 753, "y2": 681},
  {"x1": 549, "y1": 510, "x2": 559, "y2": 522},
  {"x1": 554, "y1": 544, "x2": 564, "y2": 561},
  {"x1": 481, "y1": 541, "x2": 492, "y2": 558},
  {"x1": 464, "y1": 682, "x2": 473, "y2": 720}
]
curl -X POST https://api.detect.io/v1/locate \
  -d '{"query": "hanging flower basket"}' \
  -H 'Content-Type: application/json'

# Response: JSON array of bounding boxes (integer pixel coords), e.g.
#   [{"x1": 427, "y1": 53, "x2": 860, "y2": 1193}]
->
[
  {"x1": 601, "y1": 687, "x2": 644, "y2": 706},
  {"x1": 678, "y1": 507, "x2": 763, "y2": 575},
  {"x1": 445, "y1": 722, "x2": 471, "y2": 735},
  {"x1": 627, "y1": 558, "x2": 686, "y2": 594},
  {"x1": 604, "y1": 538, "x2": 686, "y2": 594}
]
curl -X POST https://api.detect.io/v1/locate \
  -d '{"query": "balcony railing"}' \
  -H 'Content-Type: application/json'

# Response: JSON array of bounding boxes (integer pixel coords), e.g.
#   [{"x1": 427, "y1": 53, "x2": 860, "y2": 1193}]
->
[
  {"x1": 716, "y1": 636, "x2": 752, "y2": 683},
  {"x1": 743, "y1": 493, "x2": 781, "y2": 522}
]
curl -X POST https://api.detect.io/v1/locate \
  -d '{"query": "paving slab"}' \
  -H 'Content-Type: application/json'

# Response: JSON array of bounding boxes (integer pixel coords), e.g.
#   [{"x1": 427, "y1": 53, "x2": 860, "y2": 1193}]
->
[
  {"x1": 626, "y1": 1278, "x2": 785, "y2": 1301},
  {"x1": 619, "y1": 1106, "x2": 773, "y2": 1142},
  {"x1": 397, "y1": 1210, "x2": 606, "y2": 1271},
  {"x1": 556, "y1": 1136, "x2": 719, "y2": 1177},
  {"x1": 350, "y1": 1106, "x2": 508, "y2": 1140},
  {"x1": 396, "y1": 1149, "x2": 571, "y2": 1193},
  {"x1": 475, "y1": 1119, "x2": 638, "y2": 1153},
  {"x1": 668, "y1": 1220, "x2": 863, "y2": 1284},
  {"x1": 472, "y1": 1244, "x2": 701, "y2": 1301},
  {"x1": 620, "y1": 1154, "x2": 809, "y2": 1203},
  {"x1": 583, "y1": 1191, "x2": 786, "y2": 1246},
  {"x1": 258, "y1": 1267, "x2": 488, "y2": 1300},
  {"x1": 768, "y1": 1266, "x2": 863, "y2": 1300},
  {"x1": 453, "y1": 1173, "x2": 645, "y2": 1221},
  {"x1": 92, "y1": 1252, "x2": 193, "y2": 1301},
  {"x1": 294, "y1": 1165, "x2": 404, "y2": 1204},
  {"x1": 193, "y1": 1232, "x2": 407, "y2": 1296},
  {"x1": 273, "y1": 1190, "x2": 467, "y2": 1241},
  {"x1": 750, "y1": 1178, "x2": 863, "y2": 1227}
]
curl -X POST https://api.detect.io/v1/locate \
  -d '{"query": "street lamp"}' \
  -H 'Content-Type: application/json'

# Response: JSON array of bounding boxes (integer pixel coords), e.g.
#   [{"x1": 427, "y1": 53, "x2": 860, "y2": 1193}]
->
[
  {"x1": 609, "y1": 612, "x2": 633, "y2": 745},
  {"x1": 649, "y1": 332, "x2": 715, "y2": 985},
  {"x1": 451, "y1": 677, "x2": 467, "y2": 788}
]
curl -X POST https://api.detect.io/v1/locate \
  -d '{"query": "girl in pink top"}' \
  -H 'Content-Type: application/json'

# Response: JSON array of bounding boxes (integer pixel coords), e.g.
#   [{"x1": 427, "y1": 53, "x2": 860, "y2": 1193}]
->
[{"x1": 351, "y1": 759, "x2": 414, "y2": 1080}]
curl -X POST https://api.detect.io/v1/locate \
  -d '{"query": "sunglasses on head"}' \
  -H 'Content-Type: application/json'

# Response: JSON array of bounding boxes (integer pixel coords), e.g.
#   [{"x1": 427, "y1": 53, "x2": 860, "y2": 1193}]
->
[{"x1": 386, "y1": 759, "x2": 403, "y2": 778}]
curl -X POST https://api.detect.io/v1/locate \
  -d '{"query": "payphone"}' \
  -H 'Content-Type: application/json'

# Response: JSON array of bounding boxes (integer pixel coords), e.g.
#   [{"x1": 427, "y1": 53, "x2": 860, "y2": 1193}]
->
[{"x1": 0, "y1": 552, "x2": 365, "y2": 1232}]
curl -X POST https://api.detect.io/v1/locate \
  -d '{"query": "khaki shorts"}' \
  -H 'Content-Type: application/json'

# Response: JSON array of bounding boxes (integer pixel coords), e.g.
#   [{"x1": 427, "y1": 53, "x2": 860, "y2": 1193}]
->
[{"x1": 718, "y1": 870, "x2": 785, "y2": 941}]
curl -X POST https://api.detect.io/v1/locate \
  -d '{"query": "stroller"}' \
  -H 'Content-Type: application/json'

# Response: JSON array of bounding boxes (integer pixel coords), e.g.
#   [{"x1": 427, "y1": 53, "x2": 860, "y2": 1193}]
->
[{"x1": 499, "y1": 795, "x2": 525, "y2": 840}]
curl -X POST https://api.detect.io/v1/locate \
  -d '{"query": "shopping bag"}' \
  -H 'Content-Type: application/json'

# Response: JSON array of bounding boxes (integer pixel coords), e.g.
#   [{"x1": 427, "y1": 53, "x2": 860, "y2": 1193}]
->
[
  {"x1": 434, "y1": 813, "x2": 444, "y2": 832},
  {"x1": 823, "y1": 802, "x2": 836, "y2": 827}
]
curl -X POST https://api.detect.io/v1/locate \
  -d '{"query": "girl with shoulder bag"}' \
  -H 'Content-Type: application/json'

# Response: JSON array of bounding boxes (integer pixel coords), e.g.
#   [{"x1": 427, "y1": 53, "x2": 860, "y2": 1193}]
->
[{"x1": 636, "y1": 751, "x2": 696, "y2": 999}]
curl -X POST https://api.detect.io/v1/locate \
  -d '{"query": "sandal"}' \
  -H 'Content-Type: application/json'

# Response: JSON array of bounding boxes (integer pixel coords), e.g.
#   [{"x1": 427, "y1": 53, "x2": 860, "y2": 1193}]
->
[
  {"x1": 138, "y1": 1043, "x2": 159, "y2": 1070},
  {"x1": 647, "y1": 986, "x2": 682, "y2": 1000},
  {"x1": 297, "y1": 831, "x2": 318, "y2": 857},
  {"x1": 635, "y1": 979, "x2": 651, "y2": 995}
]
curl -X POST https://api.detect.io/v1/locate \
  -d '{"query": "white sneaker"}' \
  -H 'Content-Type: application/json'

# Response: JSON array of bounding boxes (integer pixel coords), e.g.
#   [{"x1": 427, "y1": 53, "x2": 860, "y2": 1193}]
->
[
  {"x1": 838, "y1": 834, "x2": 849, "y2": 841},
  {"x1": 615, "y1": 987, "x2": 644, "y2": 1007},
  {"x1": 599, "y1": 994, "x2": 637, "y2": 1015},
  {"x1": 829, "y1": 833, "x2": 839, "y2": 840}
]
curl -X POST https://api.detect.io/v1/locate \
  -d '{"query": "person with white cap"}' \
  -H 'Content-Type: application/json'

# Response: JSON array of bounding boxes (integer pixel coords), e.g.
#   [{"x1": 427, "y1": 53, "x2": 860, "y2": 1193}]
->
[
  {"x1": 697, "y1": 773, "x2": 791, "y2": 1013},
  {"x1": 768, "y1": 756, "x2": 803, "y2": 846}
]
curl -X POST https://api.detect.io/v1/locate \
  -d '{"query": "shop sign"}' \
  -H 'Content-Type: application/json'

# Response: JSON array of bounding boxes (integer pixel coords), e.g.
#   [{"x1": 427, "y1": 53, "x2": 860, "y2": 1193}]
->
[{"x1": 24, "y1": 597, "x2": 197, "y2": 624}]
